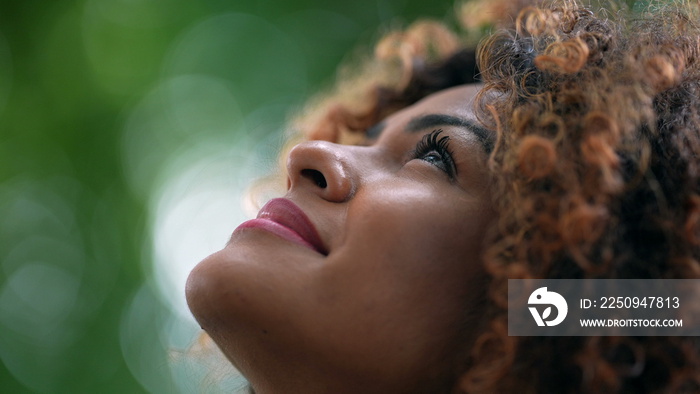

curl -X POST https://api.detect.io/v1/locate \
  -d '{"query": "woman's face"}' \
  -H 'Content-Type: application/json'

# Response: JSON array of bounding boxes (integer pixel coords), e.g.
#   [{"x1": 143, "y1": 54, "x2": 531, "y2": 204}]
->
[{"x1": 187, "y1": 84, "x2": 495, "y2": 393}]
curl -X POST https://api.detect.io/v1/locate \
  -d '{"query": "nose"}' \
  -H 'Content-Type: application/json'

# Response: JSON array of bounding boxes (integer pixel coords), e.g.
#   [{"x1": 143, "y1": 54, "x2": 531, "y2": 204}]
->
[{"x1": 286, "y1": 140, "x2": 357, "y2": 202}]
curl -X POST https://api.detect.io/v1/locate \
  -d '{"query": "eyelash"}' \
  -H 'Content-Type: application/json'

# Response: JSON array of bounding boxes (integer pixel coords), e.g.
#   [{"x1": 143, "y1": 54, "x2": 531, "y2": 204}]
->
[{"x1": 411, "y1": 129, "x2": 457, "y2": 178}]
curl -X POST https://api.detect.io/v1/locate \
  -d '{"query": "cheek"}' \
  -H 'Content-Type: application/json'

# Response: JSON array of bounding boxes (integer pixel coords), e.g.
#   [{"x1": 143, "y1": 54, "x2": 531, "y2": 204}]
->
[
  {"x1": 312, "y1": 182, "x2": 490, "y2": 352},
  {"x1": 344, "y1": 180, "x2": 488, "y2": 268}
]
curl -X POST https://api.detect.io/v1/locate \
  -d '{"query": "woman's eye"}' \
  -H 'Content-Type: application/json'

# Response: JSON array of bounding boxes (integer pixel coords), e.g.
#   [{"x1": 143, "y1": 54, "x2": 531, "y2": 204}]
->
[
  {"x1": 411, "y1": 129, "x2": 457, "y2": 178},
  {"x1": 421, "y1": 152, "x2": 449, "y2": 170}
]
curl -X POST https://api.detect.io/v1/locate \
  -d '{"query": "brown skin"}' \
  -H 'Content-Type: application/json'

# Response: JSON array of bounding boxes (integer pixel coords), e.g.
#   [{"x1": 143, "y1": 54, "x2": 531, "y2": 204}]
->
[{"x1": 186, "y1": 84, "x2": 495, "y2": 393}]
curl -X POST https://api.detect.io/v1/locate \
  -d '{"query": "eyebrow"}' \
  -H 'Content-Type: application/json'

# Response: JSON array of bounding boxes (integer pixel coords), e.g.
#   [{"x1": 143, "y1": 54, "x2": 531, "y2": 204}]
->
[{"x1": 405, "y1": 114, "x2": 494, "y2": 153}]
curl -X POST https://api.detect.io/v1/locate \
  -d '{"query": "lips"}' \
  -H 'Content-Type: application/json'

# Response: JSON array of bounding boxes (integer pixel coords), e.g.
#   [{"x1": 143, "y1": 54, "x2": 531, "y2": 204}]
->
[{"x1": 235, "y1": 198, "x2": 327, "y2": 255}]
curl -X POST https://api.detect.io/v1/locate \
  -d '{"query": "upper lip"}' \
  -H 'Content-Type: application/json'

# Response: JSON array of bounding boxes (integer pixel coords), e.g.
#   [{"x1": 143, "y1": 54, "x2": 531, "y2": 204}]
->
[{"x1": 257, "y1": 198, "x2": 328, "y2": 255}]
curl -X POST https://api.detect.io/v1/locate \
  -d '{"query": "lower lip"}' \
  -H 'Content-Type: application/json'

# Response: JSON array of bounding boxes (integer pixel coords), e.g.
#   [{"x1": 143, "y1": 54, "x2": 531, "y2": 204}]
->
[{"x1": 234, "y1": 218, "x2": 317, "y2": 252}]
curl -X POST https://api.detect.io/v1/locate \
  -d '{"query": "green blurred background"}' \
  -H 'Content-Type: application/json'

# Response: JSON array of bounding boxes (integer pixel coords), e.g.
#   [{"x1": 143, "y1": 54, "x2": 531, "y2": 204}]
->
[{"x1": 0, "y1": 0, "x2": 458, "y2": 392}]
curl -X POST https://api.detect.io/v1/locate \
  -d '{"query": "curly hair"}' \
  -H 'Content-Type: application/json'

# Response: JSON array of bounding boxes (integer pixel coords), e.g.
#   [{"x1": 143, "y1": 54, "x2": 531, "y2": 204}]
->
[
  {"x1": 257, "y1": 1, "x2": 700, "y2": 392},
  {"x1": 463, "y1": 2, "x2": 700, "y2": 392}
]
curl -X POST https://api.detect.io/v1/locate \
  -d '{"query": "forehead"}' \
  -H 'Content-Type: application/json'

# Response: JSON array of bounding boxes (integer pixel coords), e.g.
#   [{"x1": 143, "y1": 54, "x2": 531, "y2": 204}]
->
[
  {"x1": 408, "y1": 84, "x2": 481, "y2": 118},
  {"x1": 383, "y1": 84, "x2": 482, "y2": 129}
]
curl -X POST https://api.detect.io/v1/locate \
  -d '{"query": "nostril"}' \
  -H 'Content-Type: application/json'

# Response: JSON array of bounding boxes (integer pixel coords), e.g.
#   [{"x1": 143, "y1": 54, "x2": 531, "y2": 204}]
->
[{"x1": 301, "y1": 169, "x2": 327, "y2": 188}]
